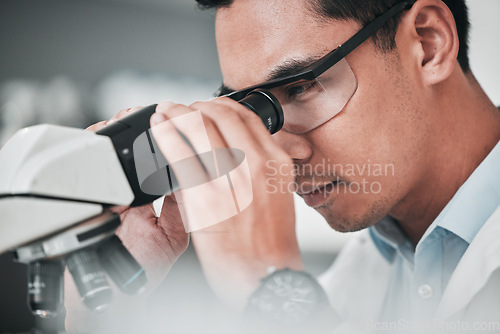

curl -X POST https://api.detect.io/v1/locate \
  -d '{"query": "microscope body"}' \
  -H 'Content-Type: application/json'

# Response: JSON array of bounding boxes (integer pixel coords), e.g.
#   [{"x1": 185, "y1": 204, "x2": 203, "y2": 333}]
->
[
  {"x1": 0, "y1": 124, "x2": 134, "y2": 254},
  {"x1": 0, "y1": 90, "x2": 283, "y2": 318},
  {"x1": 0, "y1": 122, "x2": 146, "y2": 317}
]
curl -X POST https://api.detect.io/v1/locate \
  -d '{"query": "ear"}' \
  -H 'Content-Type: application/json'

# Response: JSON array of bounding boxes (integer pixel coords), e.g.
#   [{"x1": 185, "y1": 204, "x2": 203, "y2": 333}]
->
[{"x1": 398, "y1": 0, "x2": 459, "y2": 86}]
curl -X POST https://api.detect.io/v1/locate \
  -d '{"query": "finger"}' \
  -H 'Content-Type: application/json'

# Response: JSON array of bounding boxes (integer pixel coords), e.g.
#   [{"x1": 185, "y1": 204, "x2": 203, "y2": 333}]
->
[
  {"x1": 155, "y1": 102, "x2": 229, "y2": 150},
  {"x1": 155, "y1": 101, "x2": 190, "y2": 120},
  {"x1": 108, "y1": 106, "x2": 144, "y2": 124},
  {"x1": 187, "y1": 101, "x2": 275, "y2": 203},
  {"x1": 112, "y1": 203, "x2": 182, "y2": 286},
  {"x1": 190, "y1": 99, "x2": 285, "y2": 158},
  {"x1": 109, "y1": 205, "x2": 129, "y2": 215},
  {"x1": 85, "y1": 121, "x2": 107, "y2": 132},
  {"x1": 150, "y1": 114, "x2": 211, "y2": 190},
  {"x1": 85, "y1": 106, "x2": 144, "y2": 132},
  {"x1": 117, "y1": 204, "x2": 157, "y2": 236},
  {"x1": 157, "y1": 195, "x2": 189, "y2": 248},
  {"x1": 197, "y1": 97, "x2": 280, "y2": 150},
  {"x1": 153, "y1": 103, "x2": 254, "y2": 232},
  {"x1": 192, "y1": 99, "x2": 294, "y2": 193},
  {"x1": 153, "y1": 102, "x2": 227, "y2": 180}
]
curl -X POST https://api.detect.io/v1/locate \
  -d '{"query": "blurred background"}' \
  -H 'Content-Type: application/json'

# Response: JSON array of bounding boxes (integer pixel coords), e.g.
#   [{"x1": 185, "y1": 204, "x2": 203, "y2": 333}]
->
[{"x1": 0, "y1": 0, "x2": 499, "y2": 332}]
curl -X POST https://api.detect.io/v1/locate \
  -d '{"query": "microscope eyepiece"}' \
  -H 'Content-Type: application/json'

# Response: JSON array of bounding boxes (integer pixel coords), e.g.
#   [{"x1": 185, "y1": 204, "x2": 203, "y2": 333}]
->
[{"x1": 237, "y1": 89, "x2": 284, "y2": 134}]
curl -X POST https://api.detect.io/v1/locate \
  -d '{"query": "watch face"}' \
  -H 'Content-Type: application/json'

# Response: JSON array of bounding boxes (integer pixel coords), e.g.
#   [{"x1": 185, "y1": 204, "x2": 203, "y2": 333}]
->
[{"x1": 248, "y1": 269, "x2": 326, "y2": 325}]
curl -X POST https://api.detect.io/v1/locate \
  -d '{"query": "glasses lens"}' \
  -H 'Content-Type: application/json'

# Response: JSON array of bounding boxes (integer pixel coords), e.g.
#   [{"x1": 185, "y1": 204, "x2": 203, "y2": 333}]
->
[{"x1": 269, "y1": 58, "x2": 358, "y2": 134}]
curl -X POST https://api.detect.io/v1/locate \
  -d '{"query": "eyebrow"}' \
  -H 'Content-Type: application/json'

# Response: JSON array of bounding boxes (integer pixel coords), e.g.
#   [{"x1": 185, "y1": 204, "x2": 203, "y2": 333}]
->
[
  {"x1": 216, "y1": 55, "x2": 321, "y2": 97},
  {"x1": 266, "y1": 56, "x2": 320, "y2": 81}
]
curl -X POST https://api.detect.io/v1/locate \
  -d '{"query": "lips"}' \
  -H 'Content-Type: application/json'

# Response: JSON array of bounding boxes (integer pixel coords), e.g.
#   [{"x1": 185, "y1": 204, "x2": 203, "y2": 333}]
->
[
  {"x1": 296, "y1": 180, "x2": 340, "y2": 208},
  {"x1": 297, "y1": 180, "x2": 339, "y2": 196}
]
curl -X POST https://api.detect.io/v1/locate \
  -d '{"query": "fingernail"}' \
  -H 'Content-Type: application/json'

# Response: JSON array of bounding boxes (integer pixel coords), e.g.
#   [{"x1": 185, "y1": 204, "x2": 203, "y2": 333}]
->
[{"x1": 150, "y1": 112, "x2": 167, "y2": 126}]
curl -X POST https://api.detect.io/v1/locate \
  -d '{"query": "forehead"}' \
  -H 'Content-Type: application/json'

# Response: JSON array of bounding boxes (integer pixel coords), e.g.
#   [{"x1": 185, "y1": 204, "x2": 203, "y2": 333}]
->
[{"x1": 215, "y1": 0, "x2": 357, "y2": 89}]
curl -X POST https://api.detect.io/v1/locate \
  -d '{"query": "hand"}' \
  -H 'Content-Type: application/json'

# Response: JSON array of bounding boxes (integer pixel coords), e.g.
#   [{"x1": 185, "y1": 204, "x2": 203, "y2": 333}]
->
[
  {"x1": 65, "y1": 107, "x2": 189, "y2": 332},
  {"x1": 150, "y1": 98, "x2": 303, "y2": 311}
]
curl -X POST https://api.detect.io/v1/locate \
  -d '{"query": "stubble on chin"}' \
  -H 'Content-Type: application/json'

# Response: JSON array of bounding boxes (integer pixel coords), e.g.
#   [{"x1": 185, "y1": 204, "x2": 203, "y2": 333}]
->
[{"x1": 316, "y1": 194, "x2": 392, "y2": 233}]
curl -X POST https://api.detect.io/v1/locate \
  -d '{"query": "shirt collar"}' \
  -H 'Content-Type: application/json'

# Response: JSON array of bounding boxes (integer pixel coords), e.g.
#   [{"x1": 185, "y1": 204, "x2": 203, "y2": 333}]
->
[
  {"x1": 369, "y1": 217, "x2": 400, "y2": 263},
  {"x1": 370, "y1": 139, "x2": 500, "y2": 262},
  {"x1": 425, "y1": 139, "x2": 500, "y2": 244}
]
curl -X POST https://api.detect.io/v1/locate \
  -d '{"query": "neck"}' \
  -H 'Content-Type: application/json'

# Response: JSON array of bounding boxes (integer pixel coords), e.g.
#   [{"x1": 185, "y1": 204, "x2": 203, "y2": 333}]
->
[{"x1": 392, "y1": 67, "x2": 500, "y2": 245}]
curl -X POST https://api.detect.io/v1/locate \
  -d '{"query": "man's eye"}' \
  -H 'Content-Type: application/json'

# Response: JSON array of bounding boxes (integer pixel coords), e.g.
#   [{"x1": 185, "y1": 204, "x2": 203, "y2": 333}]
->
[{"x1": 286, "y1": 81, "x2": 319, "y2": 100}]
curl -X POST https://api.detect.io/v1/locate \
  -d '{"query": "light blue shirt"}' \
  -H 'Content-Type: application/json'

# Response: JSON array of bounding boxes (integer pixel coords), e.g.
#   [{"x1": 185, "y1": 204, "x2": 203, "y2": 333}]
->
[{"x1": 369, "y1": 139, "x2": 500, "y2": 322}]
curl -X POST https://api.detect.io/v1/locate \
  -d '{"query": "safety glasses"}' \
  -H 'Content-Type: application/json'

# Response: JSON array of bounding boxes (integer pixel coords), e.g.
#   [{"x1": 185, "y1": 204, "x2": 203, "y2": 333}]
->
[{"x1": 217, "y1": 0, "x2": 415, "y2": 134}]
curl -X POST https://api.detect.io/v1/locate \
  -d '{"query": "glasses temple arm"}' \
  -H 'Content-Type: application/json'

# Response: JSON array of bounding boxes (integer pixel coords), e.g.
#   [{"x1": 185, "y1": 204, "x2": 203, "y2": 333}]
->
[{"x1": 314, "y1": 0, "x2": 415, "y2": 75}]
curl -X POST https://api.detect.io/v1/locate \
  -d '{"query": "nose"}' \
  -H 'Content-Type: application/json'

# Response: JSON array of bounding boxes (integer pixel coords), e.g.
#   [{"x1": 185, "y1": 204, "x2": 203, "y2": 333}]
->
[{"x1": 272, "y1": 130, "x2": 312, "y2": 162}]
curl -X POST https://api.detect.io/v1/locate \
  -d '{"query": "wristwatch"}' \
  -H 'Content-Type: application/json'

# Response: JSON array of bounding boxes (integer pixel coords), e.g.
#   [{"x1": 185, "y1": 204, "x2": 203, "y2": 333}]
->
[{"x1": 245, "y1": 267, "x2": 330, "y2": 326}]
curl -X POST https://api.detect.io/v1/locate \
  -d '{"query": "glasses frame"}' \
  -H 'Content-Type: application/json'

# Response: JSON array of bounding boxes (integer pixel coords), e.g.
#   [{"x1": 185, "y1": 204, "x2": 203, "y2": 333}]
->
[{"x1": 219, "y1": 0, "x2": 415, "y2": 101}]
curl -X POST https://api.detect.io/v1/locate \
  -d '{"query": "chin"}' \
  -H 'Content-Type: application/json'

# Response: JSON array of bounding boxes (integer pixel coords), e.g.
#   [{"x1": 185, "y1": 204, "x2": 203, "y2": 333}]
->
[
  {"x1": 316, "y1": 196, "x2": 391, "y2": 233},
  {"x1": 324, "y1": 216, "x2": 373, "y2": 233}
]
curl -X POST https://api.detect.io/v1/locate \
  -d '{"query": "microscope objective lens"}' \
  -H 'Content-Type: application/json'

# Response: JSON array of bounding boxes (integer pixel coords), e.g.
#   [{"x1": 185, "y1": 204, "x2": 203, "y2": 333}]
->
[
  {"x1": 66, "y1": 248, "x2": 113, "y2": 311},
  {"x1": 27, "y1": 260, "x2": 64, "y2": 318}
]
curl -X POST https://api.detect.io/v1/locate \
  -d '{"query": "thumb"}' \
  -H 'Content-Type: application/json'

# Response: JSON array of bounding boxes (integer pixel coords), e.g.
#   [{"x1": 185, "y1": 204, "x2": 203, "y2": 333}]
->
[{"x1": 157, "y1": 195, "x2": 189, "y2": 249}]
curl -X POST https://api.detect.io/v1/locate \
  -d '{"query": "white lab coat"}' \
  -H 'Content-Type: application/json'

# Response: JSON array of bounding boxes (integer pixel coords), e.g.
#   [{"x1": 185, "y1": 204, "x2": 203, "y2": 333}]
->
[{"x1": 319, "y1": 205, "x2": 500, "y2": 332}]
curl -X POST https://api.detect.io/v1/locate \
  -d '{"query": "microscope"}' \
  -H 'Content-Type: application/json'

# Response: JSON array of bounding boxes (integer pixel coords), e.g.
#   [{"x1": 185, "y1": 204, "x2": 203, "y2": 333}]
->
[{"x1": 0, "y1": 90, "x2": 283, "y2": 318}]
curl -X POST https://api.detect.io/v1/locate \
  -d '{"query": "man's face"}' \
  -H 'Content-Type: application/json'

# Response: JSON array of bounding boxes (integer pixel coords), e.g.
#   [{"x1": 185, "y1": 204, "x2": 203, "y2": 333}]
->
[{"x1": 216, "y1": 0, "x2": 431, "y2": 232}]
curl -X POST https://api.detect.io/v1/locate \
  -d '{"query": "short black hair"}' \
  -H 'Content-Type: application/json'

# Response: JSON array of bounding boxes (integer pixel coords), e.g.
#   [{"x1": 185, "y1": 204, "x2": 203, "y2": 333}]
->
[{"x1": 196, "y1": 0, "x2": 470, "y2": 72}]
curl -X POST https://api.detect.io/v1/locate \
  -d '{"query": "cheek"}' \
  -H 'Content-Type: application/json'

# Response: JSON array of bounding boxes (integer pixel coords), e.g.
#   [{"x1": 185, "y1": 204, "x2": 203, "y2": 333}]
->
[
  {"x1": 296, "y1": 53, "x2": 431, "y2": 227},
  {"x1": 332, "y1": 58, "x2": 423, "y2": 178},
  {"x1": 305, "y1": 77, "x2": 420, "y2": 205}
]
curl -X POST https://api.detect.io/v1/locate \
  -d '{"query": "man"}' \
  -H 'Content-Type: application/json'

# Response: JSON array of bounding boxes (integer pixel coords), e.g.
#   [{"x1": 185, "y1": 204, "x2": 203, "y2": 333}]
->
[{"x1": 66, "y1": 0, "x2": 500, "y2": 332}]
